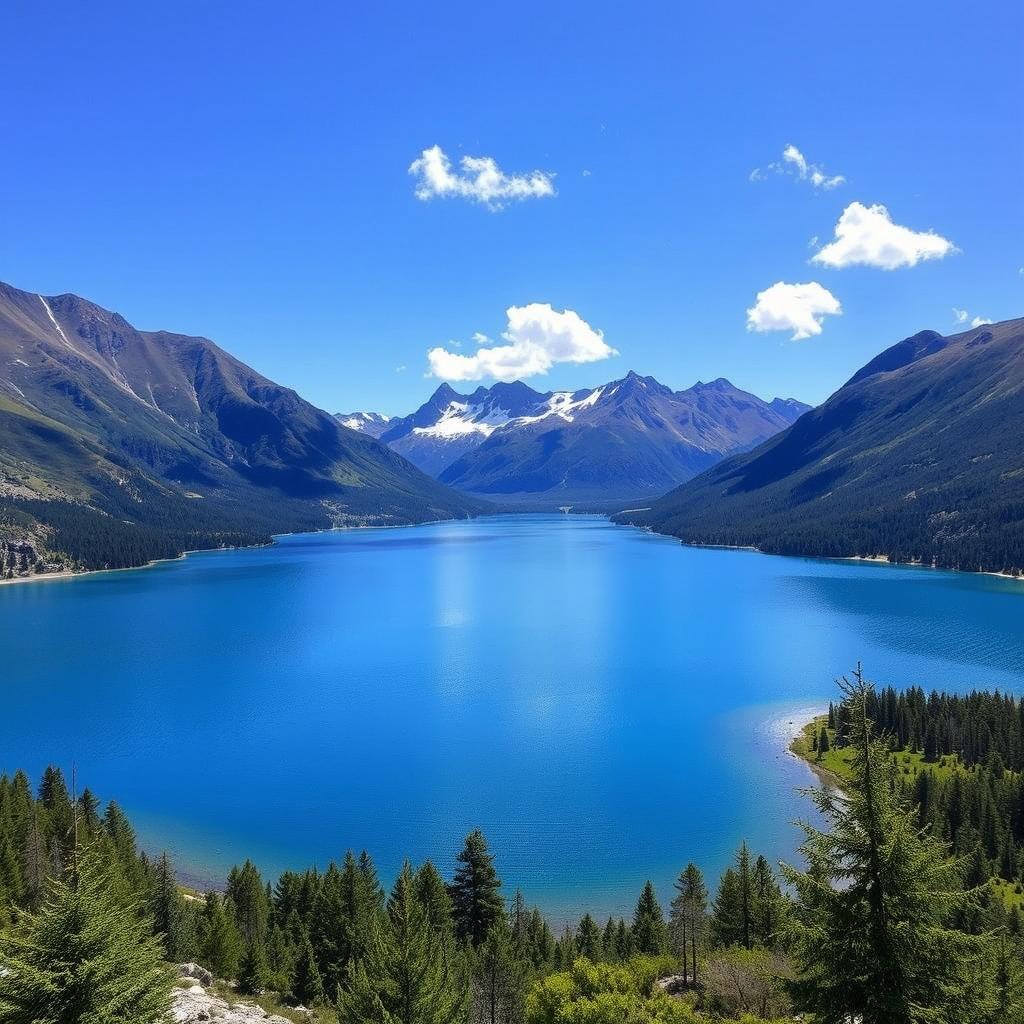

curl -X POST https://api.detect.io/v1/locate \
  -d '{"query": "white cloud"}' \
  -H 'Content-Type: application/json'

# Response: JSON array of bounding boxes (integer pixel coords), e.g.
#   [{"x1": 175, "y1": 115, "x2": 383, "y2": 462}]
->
[
  {"x1": 781, "y1": 145, "x2": 846, "y2": 189},
  {"x1": 409, "y1": 145, "x2": 555, "y2": 210},
  {"x1": 394, "y1": 364, "x2": 407, "y2": 373},
  {"x1": 812, "y1": 202, "x2": 957, "y2": 270},
  {"x1": 746, "y1": 281, "x2": 842, "y2": 341},
  {"x1": 751, "y1": 145, "x2": 844, "y2": 189},
  {"x1": 427, "y1": 303, "x2": 616, "y2": 381},
  {"x1": 953, "y1": 308, "x2": 992, "y2": 328}
]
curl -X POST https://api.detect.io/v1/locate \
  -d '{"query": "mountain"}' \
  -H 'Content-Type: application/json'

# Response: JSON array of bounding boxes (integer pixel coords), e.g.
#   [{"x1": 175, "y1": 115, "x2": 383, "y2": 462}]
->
[
  {"x1": 366, "y1": 372, "x2": 808, "y2": 506},
  {"x1": 334, "y1": 411, "x2": 392, "y2": 438},
  {"x1": 616, "y1": 317, "x2": 1024, "y2": 575},
  {"x1": 378, "y1": 381, "x2": 547, "y2": 477},
  {"x1": 0, "y1": 280, "x2": 484, "y2": 575}
]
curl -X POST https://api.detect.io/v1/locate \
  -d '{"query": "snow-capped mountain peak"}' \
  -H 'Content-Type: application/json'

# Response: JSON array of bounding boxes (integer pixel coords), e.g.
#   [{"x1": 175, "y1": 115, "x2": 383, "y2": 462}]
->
[{"x1": 334, "y1": 411, "x2": 392, "y2": 438}]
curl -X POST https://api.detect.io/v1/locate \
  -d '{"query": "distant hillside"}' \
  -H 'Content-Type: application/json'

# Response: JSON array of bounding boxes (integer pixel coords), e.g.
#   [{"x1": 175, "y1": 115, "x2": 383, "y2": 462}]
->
[
  {"x1": 616, "y1": 318, "x2": 1024, "y2": 575},
  {"x1": 0, "y1": 281, "x2": 484, "y2": 575},
  {"x1": 360, "y1": 373, "x2": 807, "y2": 506}
]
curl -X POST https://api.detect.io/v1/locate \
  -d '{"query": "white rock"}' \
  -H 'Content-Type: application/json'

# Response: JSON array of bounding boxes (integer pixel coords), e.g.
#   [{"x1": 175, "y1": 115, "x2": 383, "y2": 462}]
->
[{"x1": 170, "y1": 977, "x2": 295, "y2": 1024}]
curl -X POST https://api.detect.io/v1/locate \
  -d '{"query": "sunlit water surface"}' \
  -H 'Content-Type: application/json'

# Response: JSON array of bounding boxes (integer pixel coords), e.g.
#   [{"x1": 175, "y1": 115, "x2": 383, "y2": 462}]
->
[{"x1": 3, "y1": 514, "x2": 1023, "y2": 919}]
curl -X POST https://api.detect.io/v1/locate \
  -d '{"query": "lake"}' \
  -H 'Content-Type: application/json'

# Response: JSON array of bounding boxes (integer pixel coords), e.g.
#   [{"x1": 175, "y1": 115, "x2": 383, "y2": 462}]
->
[{"x1": 2, "y1": 513, "x2": 1023, "y2": 920}]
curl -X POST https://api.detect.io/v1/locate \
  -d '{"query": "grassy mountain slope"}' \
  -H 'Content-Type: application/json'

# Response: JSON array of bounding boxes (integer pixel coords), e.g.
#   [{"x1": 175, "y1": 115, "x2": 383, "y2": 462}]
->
[
  {"x1": 0, "y1": 281, "x2": 485, "y2": 573},
  {"x1": 616, "y1": 318, "x2": 1024, "y2": 575}
]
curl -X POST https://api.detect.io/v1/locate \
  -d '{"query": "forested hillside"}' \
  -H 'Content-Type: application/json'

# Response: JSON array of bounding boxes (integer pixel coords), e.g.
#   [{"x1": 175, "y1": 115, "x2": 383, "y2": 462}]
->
[
  {"x1": 2, "y1": 673, "x2": 1023, "y2": 1022},
  {"x1": 0, "y1": 281, "x2": 485, "y2": 577},
  {"x1": 618, "y1": 317, "x2": 1024, "y2": 575}
]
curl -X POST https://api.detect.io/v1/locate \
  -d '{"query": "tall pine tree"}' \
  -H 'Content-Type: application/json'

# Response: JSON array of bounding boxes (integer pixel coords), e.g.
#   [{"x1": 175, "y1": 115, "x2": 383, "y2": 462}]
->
[
  {"x1": 783, "y1": 666, "x2": 992, "y2": 1023},
  {"x1": 631, "y1": 880, "x2": 668, "y2": 955},
  {"x1": 342, "y1": 861, "x2": 466, "y2": 1024},
  {"x1": 450, "y1": 830, "x2": 503, "y2": 947},
  {"x1": 0, "y1": 846, "x2": 172, "y2": 1023}
]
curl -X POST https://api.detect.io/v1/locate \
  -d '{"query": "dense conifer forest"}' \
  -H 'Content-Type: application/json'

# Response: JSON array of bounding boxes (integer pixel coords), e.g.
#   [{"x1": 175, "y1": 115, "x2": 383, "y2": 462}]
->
[{"x1": 3, "y1": 673, "x2": 1024, "y2": 1022}]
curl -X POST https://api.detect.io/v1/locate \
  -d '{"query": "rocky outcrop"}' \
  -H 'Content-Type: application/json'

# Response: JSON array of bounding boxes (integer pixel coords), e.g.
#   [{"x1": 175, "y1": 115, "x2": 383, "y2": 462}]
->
[
  {"x1": 0, "y1": 537, "x2": 57, "y2": 578},
  {"x1": 171, "y1": 964, "x2": 308, "y2": 1024}
]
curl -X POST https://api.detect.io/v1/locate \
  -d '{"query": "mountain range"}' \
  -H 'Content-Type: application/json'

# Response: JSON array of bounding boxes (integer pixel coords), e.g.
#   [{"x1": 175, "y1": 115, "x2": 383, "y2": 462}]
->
[
  {"x1": 0, "y1": 280, "x2": 482, "y2": 574},
  {"x1": 350, "y1": 374, "x2": 809, "y2": 507},
  {"x1": 617, "y1": 317, "x2": 1024, "y2": 575},
  {"x1": 5, "y1": 273, "x2": 1019, "y2": 578}
]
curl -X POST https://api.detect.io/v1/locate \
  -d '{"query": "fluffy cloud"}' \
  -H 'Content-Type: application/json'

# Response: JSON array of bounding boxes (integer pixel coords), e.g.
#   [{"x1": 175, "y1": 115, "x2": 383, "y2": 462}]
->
[
  {"x1": 746, "y1": 281, "x2": 842, "y2": 340},
  {"x1": 812, "y1": 202, "x2": 957, "y2": 270},
  {"x1": 953, "y1": 308, "x2": 992, "y2": 328},
  {"x1": 751, "y1": 145, "x2": 844, "y2": 189},
  {"x1": 409, "y1": 145, "x2": 555, "y2": 209},
  {"x1": 427, "y1": 303, "x2": 616, "y2": 381}
]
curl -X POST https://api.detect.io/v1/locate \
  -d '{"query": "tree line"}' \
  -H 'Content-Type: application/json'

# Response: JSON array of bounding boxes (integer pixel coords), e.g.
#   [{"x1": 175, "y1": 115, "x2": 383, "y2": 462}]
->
[{"x1": 3, "y1": 669, "x2": 1024, "y2": 1022}]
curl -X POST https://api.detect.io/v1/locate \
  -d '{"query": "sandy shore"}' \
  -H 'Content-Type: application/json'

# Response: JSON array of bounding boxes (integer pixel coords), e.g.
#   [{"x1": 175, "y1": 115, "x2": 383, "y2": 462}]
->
[{"x1": 0, "y1": 568, "x2": 78, "y2": 587}]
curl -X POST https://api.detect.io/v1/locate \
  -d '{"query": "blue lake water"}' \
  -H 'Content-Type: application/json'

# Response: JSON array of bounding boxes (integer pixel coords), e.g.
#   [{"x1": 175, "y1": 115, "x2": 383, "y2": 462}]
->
[{"x1": 2, "y1": 513, "x2": 1024, "y2": 920}]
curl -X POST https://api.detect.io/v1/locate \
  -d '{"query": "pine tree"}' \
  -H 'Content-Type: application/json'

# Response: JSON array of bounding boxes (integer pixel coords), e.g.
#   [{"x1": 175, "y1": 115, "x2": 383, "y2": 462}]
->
[
  {"x1": 472, "y1": 915, "x2": 528, "y2": 1024},
  {"x1": 783, "y1": 665, "x2": 993, "y2": 1023},
  {"x1": 341, "y1": 861, "x2": 466, "y2": 1024},
  {"x1": 199, "y1": 891, "x2": 243, "y2": 980},
  {"x1": 618, "y1": 918, "x2": 635, "y2": 960},
  {"x1": 601, "y1": 918, "x2": 617, "y2": 962},
  {"x1": 510, "y1": 890, "x2": 528, "y2": 946},
  {"x1": 670, "y1": 863, "x2": 707, "y2": 984},
  {"x1": 0, "y1": 846, "x2": 172, "y2": 1022},
  {"x1": 450, "y1": 829, "x2": 504, "y2": 947},
  {"x1": 150, "y1": 851, "x2": 187, "y2": 961},
  {"x1": 631, "y1": 880, "x2": 668, "y2": 954},
  {"x1": 818, "y1": 727, "x2": 830, "y2": 759},
  {"x1": 312, "y1": 851, "x2": 383, "y2": 994},
  {"x1": 750, "y1": 855, "x2": 785, "y2": 947},
  {"x1": 576, "y1": 913, "x2": 602, "y2": 960},
  {"x1": 735, "y1": 841, "x2": 753, "y2": 949},
  {"x1": 238, "y1": 938, "x2": 270, "y2": 995},
  {"x1": 290, "y1": 931, "x2": 326, "y2": 1007},
  {"x1": 20, "y1": 808, "x2": 50, "y2": 911},
  {"x1": 711, "y1": 867, "x2": 743, "y2": 947},
  {"x1": 227, "y1": 859, "x2": 269, "y2": 949},
  {"x1": 415, "y1": 860, "x2": 455, "y2": 938}
]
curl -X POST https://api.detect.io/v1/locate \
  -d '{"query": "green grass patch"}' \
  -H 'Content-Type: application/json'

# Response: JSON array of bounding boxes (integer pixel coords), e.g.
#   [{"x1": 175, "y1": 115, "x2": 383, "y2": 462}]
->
[{"x1": 791, "y1": 717, "x2": 986, "y2": 787}]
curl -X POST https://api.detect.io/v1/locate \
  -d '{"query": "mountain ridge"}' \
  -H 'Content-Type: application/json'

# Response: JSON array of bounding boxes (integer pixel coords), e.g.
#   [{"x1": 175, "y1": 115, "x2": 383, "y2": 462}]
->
[
  {"x1": 0, "y1": 280, "x2": 485, "y2": 575},
  {"x1": 615, "y1": 316, "x2": 1024, "y2": 574},
  {"x1": 349, "y1": 371, "x2": 809, "y2": 505}
]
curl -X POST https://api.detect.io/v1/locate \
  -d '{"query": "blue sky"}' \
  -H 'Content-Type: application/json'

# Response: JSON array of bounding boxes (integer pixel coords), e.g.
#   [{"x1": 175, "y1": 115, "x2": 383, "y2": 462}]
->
[{"x1": 1, "y1": 1, "x2": 1020, "y2": 414}]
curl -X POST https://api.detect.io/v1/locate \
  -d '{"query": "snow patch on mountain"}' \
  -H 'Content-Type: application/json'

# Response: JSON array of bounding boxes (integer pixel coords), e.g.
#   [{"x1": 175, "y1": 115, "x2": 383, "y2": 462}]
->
[{"x1": 412, "y1": 400, "x2": 512, "y2": 439}]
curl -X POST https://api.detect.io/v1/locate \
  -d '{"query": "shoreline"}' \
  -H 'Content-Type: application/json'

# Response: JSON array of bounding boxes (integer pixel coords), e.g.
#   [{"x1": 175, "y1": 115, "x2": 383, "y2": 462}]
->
[
  {"x1": 6, "y1": 510, "x2": 1024, "y2": 592},
  {"x1": 787, "y1": 713, "x2": 848, "y2": 791},
  {"x1": 0, "y1": 511, "x2": 489, "y2": 591},
  {"x1": 0, "y1": 543, "x2": 270, "y2": 590},
  {"x1": 664, "y1": 534, "x2": 1024, "y2": 585}
]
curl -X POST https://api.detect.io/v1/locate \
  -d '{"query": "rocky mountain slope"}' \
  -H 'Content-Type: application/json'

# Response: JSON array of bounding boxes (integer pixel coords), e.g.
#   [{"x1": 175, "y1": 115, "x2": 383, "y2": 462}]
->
[
  {"x1": 0, "y1": 280, "x2": 484, "y2": 574},
  {"x1": 616, "y1": 317, "x2": 1024, "y2": 574},
  {"x1": 364, "y1": 373, "x2": 808, "y2": 506}
]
